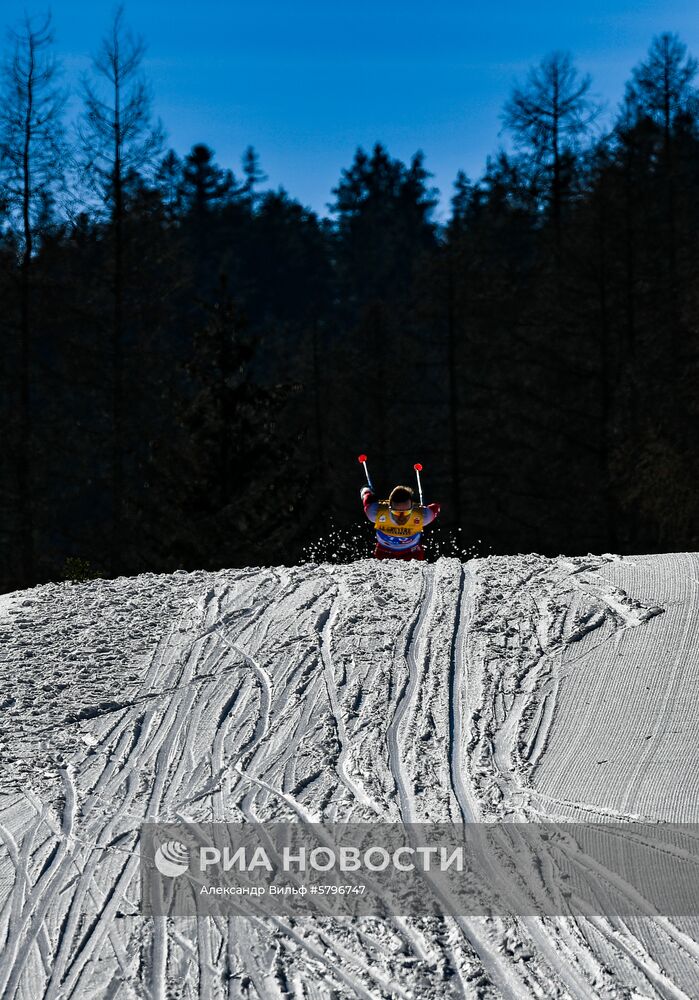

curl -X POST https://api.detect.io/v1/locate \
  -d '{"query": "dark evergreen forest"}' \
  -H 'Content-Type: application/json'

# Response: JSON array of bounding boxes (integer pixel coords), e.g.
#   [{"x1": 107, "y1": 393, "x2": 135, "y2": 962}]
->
[{"x1": 2, "y1": 12, "x2": 698, "y2": 592}]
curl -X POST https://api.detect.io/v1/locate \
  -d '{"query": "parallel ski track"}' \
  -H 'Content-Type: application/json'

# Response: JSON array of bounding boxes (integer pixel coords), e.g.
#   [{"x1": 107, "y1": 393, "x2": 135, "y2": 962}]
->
[
  {"x1": 386, "y1": 563, "x2": 436, "y2": 825},
  {"x1": 318, "y1": 589, "x2": 386, "y2": 816}
]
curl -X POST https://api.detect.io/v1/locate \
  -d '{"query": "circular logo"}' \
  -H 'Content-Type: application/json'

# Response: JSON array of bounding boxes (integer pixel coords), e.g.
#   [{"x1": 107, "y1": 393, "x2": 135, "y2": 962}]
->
[{"x1": 154, "y1": 840, "x2": 190, "y2": 878}]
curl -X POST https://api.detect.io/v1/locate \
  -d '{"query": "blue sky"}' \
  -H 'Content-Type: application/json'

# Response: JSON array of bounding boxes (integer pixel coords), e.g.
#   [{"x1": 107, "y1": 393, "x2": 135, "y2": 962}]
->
[{"x1": 2, "y1": 1, "x2": 698, "y2": 219}]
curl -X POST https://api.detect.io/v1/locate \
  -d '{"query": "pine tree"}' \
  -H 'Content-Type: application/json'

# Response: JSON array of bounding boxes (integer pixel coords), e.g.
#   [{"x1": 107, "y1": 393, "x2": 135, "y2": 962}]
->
[
  {"x1": 628, "y1": 33, "x2": 698, "y2": 151},
  {"x1": 0, "y1": 12, "x2": 65, "y2": 586},
  {"x1": 330, "y1": 143, "x2": 438, "y2": 307},
  {"x1": 242, "y1": 145, "x2": 267, "y2": 205},
  {"x1": 78, "y1": 5, "x2": 163, "y2": 576},
  {"x1": 154, "y1": 278, "x2": 305, "y2": 568},
  {"x1": 502, "y1": 51, "x2": 599, "y2": 247},
  {"x1": 626, "y1": 33, "x2": 699, "y2": 362},
  {"x1": 156, "y1": 149, "x2": 184, "y2": 223},
  {"x1": 181, "y1": 143, "x2": 237, "y2": 216}
]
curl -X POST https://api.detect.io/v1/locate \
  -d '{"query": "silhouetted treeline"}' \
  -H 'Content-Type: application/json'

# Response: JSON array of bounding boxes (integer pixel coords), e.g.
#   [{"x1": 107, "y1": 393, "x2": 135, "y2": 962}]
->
[{"x1": 1, "y1": 13, "x2": 698, "y2": 591}]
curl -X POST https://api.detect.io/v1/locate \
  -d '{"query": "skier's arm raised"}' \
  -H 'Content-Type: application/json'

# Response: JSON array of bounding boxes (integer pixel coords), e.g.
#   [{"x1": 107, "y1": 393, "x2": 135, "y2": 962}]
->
[
  {"x1": 421, "y1": 502, "x2": 441, "y2": 526},
  {"x1": 360, "y1": 486, "x2": 379, "y2": 522}
]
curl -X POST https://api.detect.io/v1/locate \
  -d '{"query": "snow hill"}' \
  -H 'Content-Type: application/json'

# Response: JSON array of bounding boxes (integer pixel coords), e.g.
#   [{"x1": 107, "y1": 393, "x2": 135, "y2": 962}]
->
[{"x1": 1, "y1": 553, "x2": 698, "y2": 999}]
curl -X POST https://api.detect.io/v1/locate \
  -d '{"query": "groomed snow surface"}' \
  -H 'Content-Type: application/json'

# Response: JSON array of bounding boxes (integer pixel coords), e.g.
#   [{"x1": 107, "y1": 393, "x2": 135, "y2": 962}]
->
[{"x1": 1, "y1": 552, "x2": 698, "y2": 999}]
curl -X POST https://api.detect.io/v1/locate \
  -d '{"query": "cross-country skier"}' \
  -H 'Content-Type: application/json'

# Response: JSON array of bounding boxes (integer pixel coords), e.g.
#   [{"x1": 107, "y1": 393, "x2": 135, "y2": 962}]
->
[{"x1": 360, "y1": 483, "x2": 441, "y2": 561}]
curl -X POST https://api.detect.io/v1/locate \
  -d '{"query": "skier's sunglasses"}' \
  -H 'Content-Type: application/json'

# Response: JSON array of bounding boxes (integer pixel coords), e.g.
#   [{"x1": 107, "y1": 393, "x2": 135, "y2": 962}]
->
[{"x1": 390, "y1": 505, "x2": 413, "y2": 515}]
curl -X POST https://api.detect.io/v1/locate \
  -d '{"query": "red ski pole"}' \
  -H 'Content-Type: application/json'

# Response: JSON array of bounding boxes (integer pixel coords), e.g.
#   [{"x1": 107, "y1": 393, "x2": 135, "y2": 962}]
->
[
  {"x1": 413, "y1": 463, "x2": 424, "y2": 506},
  {"x1": 357, "y1": 454, "x2": 374, "y2": 491}
]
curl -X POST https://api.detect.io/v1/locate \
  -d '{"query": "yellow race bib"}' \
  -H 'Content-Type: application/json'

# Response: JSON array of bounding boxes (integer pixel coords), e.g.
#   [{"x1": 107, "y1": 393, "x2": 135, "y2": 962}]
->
[{"x1": 374, "y1": 502, "x2": 424, "y2": 537}]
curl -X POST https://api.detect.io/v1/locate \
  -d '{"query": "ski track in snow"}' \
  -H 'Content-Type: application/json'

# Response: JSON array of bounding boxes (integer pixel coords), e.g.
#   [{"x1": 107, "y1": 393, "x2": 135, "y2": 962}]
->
[{"x1": 0, "y1": 553, "x2": 698, "y2": 998}]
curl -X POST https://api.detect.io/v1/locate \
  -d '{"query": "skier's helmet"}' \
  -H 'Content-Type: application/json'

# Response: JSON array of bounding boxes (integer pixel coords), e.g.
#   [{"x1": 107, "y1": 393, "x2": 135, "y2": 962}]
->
[{"x1": 389, "y1": 485, "x2": 414, "y2": 512}]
